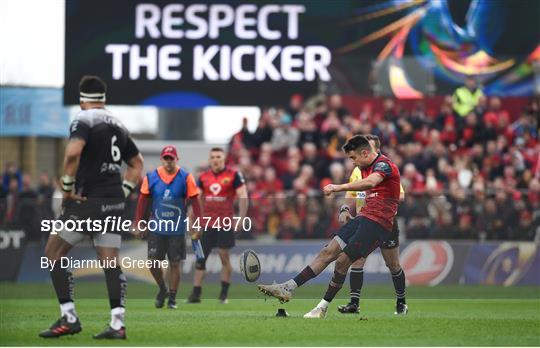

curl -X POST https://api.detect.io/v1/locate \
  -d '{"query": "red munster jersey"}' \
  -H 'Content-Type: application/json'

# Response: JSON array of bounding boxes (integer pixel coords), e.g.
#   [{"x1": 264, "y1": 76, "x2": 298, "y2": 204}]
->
[
  {"x1": 360, "y1": 154, "x2": 401, "y2": 231},
  {"x1": 198, "y1": 167, "x2": 245, "y2": 222}
]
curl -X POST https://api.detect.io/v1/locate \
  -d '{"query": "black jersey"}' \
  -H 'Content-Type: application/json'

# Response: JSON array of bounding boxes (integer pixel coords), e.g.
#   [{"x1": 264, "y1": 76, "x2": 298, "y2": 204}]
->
[{"x1": 69, "y1": 108, "x2": 139, "y2": 197}]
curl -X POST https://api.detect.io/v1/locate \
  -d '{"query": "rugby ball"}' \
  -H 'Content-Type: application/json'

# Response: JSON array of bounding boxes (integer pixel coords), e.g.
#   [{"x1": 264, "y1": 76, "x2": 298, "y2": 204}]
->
[{"x1": 239, "y1": 249, "x2": 261, "y2": 282}]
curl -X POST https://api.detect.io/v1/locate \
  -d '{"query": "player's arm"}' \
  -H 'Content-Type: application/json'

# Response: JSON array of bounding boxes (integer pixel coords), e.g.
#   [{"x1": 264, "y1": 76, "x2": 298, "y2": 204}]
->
[
  {"x1": 63, "y1": 139, "x2": 85, "y2": 179},
  {"x1": 343, "y1": 173, "x2": 384, "y2": 192},
  {"x1": 61, "y1": 117, "x2": 89, "y2": 200},
  {"x1": 61, "y1": 139, "x2": 86, "y2": 200},
  {"x1": 185, "y1": 173, "x2": 202, "y2": 239},
  {"x1": 234, "y1": 171, "x2": 249, "y2": 232},
  {"x1": 133, "y1": 176, "x2": 151, "y2": 238},
  {"x1": 324, "y1": 173, "x2": 384, "y2": 194},
  {"x1": 195, "y1": 177, "x2": 205, "y2": 211},
  {"x1": 236, "y1": 184, "x2": 249, "y2": 219},
  {"x1": 121, "y1": 136, "x2": 144, "y2": 197},
  {"x1": 122, "y1": 153, "x2": 144, "y2": 197}
]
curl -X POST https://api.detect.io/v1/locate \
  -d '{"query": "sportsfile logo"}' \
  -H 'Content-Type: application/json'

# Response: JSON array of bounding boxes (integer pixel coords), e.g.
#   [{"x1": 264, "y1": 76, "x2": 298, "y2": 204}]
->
[
  {"x1": 40, "y1": 216, "x2": 253, "y2": 234},
  {"x1": 40, "y1": 216, "x2": 181, "y2": 235}
]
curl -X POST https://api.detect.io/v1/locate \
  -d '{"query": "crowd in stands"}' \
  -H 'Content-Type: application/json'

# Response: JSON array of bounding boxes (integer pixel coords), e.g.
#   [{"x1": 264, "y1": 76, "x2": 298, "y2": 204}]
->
[
  {"x1": 0, "y1": 164, "x2": 59, "y2": 242},
  {"x1": 2, "y1": 86, "x2": 539, "y2": 242},
  {"x1": 223, "y1": 88, "x2": 539, "y2": 241}
]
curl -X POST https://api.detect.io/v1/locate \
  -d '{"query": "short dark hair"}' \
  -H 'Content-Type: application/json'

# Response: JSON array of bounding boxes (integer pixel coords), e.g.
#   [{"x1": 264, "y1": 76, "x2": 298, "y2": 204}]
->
[
  {"x1": 342, "y1": 135, "x2": 371, "y2": 153},
  {"x1": 210, "y1": 147, "x2": 225, "y2": 153},
  {"x1": 79, "y1": 75, "x2": 107, "y2": 94},
  {"x1": 365, "y1": 134, "x2": 381, "y2": 151}
]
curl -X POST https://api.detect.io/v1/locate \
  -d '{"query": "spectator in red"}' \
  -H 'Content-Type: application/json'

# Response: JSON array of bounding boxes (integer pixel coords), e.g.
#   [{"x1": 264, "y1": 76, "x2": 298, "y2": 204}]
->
[
  {"x1": 320, "y1": 109, "x2": 341, "y2": 135},
  {"x1": 459, "y1": 112, "x2": 482, "y2": 147},
  {"x1": 293, "y1": 164, "x2": 316, "y2": 194},
  {"x1": 483, "y1": 97, "x2": 509, "y2": 128},
  {"x1": 503, "y1": 165, "x2": 518, "y2": 190},
  {"x1": 402, "y1": 163, "x2": 426, "y2": 193},
  {"x1": 229, "y1": 117, "x2": 253, "y2": 151},
  {"x1": 256, "y1": 167, "x2": 284, "y2": 195},
  {"x1": 440, "y1": 118, "x2": 458, "y2": 145},
  {"x1": 359, "y1": 102, "x2": 374, "y2": 124}
]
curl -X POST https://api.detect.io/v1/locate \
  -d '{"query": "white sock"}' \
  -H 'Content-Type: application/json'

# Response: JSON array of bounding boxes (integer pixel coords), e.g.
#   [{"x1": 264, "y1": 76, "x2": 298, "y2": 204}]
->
[
  {"x1": 284, "y1": 279, "x2": 298, "y2": 291},
  {"x1": 60, "y1": 302, "x2": 78, "y2": 323},
  {"x1": 317, "y1": 299, "x2": 330, "y2": 309},
  {"x1": 110, "y1": 307, "x2": 125, "y2": 330}
]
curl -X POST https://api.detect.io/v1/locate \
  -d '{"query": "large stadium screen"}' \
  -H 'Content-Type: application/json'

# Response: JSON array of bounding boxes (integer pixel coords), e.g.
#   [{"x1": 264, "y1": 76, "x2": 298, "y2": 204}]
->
[{"x1": 64, "y1": 0, "x2": 540, "y2": 107}]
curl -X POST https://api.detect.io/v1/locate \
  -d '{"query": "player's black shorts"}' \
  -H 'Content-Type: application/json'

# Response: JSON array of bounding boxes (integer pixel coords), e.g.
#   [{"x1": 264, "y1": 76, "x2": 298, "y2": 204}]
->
[
  {"x1": 337, "y1": 216, "x2": 387, "y2": 262},
  {"x1": 380, "y1": 216, "x2": 400, "y2": 249},
  {"x1": 147, "y1": 233, "x2": 186, "y2": 262},
  {"x1": 201, "y1": 228, "x2": 235, "y2": 253},
  {"x1": 59, "y1": 198, "x2": 125, "y2": 235}
]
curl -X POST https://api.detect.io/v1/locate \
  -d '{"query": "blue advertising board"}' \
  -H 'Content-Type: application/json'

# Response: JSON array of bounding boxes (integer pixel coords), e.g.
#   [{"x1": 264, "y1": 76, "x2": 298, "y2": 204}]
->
[
  {"x1": 464, "y1": 242, "x2": 540, "y2": 286},
  {"x1": 0, "y1": 87, "x2": 70, "y2": 137}
]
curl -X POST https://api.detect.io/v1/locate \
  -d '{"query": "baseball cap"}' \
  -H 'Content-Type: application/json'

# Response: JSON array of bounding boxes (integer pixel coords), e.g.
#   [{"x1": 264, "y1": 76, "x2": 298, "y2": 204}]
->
[{"x1": 160, "y1": 145, "x2": 178, "y2": 159}]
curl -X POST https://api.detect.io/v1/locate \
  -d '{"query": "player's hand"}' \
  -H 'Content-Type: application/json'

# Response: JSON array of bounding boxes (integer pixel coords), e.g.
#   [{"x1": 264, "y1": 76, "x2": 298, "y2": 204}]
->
[
  {"x1": 62, "y1": 191, "x2": 86, "y2": 204},
  {"x1": 323, "y1": 184, "x2": 340, "y2": 196},
  {"x1": 338, "y1": 210, "x2": 353, "y2": 224}
]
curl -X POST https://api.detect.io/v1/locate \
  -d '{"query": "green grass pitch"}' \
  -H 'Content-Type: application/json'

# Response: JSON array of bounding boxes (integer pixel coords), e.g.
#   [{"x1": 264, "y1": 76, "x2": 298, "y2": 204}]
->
[{"x1": 1, "y1": 282, "x2": 539, "y2": 346}]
